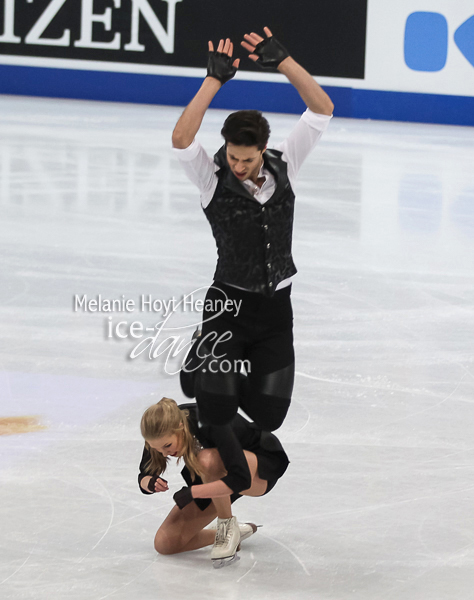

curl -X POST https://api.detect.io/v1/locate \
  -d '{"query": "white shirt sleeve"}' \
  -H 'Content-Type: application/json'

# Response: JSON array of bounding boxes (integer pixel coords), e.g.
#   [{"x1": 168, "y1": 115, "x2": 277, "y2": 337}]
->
[
  {"x1": 276, "y1": 109, "x2": 332, "y2": 187},
  {"x1": 173, "y1": 139, "x2": 218, "y2": 207}
]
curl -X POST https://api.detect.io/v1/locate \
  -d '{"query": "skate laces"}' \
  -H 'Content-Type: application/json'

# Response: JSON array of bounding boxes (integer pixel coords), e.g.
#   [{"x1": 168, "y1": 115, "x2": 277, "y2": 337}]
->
[{"x1": 214, "y1": 518, "x2": 232, "y2": 548}]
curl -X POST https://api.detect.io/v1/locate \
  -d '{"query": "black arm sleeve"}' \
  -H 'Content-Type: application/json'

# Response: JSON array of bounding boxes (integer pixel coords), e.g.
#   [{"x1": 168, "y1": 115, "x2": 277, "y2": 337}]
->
[{"x1": 138, "y1": 446, "x2": 154, "y2": 495}]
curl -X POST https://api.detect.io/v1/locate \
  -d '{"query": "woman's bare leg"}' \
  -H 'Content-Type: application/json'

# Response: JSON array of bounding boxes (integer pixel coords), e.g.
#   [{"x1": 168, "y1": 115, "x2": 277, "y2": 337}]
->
[
  {"x1": 240, "y1": 450, "x2": 268, "y2": 497},
  {"x1": 154, "y1": 449, "x2": 267, "y2": 555},
  {"x1": 198, "y1": 448, "x2": 232, "y2": 519},
  {"x1": 155, "y1": 501, "x2": 217, "y2": 555},
  {"x1": 197, "y1": 448, "x2": 268, "y2": 498}
]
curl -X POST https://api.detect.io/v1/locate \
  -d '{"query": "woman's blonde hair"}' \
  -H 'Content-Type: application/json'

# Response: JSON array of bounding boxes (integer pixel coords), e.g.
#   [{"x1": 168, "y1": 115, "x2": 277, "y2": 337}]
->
[{"x1": 140, "y1": 397, "x2": 203, "y2": 481}]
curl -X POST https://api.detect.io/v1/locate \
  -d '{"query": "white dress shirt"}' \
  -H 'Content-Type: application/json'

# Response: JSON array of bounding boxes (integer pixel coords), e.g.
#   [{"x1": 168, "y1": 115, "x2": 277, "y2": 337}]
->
[{"x1": 173, "y1": 108, "x2": 332, "y2": 289}]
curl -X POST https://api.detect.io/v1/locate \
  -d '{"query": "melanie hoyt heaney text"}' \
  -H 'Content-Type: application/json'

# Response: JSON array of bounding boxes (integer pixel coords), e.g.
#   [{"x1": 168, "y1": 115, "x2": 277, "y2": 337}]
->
[{"x1": 73, "y1": 294, "x2": 242, "y2": 317}]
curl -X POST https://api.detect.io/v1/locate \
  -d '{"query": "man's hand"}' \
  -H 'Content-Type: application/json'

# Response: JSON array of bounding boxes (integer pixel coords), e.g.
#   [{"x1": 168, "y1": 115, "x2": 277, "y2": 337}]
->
[
  {"x1": 242, "y1": 26, "x2": 333, "y2": 114},
  {"x1": 172, "y1": 38, "x2": 239, "y2": 149},
  {"x1": 241, "y1": 27, "x2": 290, "y2": 72},
  {"x1": 207, "y1": 38, "x2": 240, "y2": 85}
]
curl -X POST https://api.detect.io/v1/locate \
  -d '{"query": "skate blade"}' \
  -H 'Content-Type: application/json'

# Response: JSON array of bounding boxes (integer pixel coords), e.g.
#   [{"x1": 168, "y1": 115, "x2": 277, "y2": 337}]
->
[{"x1": 212, "y1": 554, "x2": 240, "y2": 569}]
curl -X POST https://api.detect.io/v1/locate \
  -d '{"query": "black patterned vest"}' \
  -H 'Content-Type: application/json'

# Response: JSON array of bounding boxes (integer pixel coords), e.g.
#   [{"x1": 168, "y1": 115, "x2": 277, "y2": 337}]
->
[{"x1": 203, "y1": 146, "x2": 297, "y2": 296}]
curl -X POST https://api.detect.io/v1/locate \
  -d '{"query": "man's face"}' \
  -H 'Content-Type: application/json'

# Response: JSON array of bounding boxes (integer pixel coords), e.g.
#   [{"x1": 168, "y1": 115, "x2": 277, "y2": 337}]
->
[{"x1": 226, "y1": 143, "x2": 266, "y2": 183}]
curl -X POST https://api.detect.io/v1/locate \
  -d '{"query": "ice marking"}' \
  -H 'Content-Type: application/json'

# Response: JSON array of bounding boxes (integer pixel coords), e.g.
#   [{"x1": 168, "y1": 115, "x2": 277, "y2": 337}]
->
[
  {"x1": 259, "y1": 533, "x2": 310, "y2": 576},
  {"x1": 0, "y1": 416, "x2": 46, "y2": 436},
  {"x1": 76, "y1": 465, "x2": 116, "y2": 564}
]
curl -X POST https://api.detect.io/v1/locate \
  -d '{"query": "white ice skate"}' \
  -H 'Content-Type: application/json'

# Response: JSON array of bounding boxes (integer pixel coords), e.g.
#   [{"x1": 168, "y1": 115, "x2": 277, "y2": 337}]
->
[
  {"x1": 211, "y1": 516, "x2": 242, "y2": 569},
  {"x1": 209, "y1": 520, "x2": 258, "y2": 543},
  {"x1": 238, "y1": 522, "x2": 258, "y2": 543}
]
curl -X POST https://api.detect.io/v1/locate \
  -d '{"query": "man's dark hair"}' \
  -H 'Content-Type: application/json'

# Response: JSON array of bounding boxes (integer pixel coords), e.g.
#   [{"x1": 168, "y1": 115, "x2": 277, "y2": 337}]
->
[{"x1": 221, "y1": 110, "x2": 270, "y2": 150}]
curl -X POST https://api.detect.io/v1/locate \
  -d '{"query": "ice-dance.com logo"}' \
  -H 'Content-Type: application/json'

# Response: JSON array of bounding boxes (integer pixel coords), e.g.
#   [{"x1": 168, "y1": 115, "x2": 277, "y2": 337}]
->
[{"x1": 73, "y1": 286, "x2": 249, "y2": 375}]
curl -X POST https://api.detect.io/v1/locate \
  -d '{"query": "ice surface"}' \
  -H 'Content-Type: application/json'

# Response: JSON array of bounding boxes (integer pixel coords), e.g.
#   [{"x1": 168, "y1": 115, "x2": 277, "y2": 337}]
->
[{"x1": 0, "y1": 95, "x2": 473, "y2": 600}]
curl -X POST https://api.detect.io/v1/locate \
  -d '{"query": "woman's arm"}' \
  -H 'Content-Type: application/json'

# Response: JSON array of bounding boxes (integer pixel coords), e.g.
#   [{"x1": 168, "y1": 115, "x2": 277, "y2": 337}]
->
[
  {"x1": 200, "y1": 422, "x2": 252, "y2": 493},
  {"x1": 140, "y1": 475, "x2": 153, "y2": 493},
  {"x1": 192, "y1": 479, "x2": 233, "y2": 499},
  {"x1": 172, "y1": 419, "x2": 252, "y2": 510},
  {"x1": 138, "y1": 446, "x2": 168, "y2": 494}
]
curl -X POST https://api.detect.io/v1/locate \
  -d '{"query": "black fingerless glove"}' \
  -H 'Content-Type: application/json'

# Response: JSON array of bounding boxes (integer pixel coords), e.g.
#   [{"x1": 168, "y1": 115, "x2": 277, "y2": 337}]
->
[
  {"x1": 173, "y1": 486, "x2": 194, "y2": 509},
  {"x1": 147, "y1": 475, "x2": 167, "y2": 493},
  {"x1": 253, "y1": 36, "x2": 290, "y2": 71},
  {"x1": 207, "y1": 51, "x2": 238, "y2": 84}
]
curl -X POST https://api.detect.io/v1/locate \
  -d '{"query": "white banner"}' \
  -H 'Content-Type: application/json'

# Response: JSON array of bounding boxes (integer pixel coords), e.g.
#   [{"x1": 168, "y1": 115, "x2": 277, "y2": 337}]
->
[
  {"x1": 0, "y1": 0, "x2": 473, "y2": 98},
  {"x1": 358, "y1": 0, "x2": 474, "y2": 96}
]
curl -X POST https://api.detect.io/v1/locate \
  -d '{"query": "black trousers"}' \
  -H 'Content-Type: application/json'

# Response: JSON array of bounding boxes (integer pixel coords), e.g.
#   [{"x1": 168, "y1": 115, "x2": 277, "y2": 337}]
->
[{"x1": 195, "y1": 281, "x2": 295, "y2": 432}]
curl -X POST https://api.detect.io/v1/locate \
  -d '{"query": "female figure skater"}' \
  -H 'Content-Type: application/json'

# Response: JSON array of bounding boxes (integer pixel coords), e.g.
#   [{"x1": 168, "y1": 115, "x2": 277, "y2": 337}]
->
[{"x1": 138, "y1": 397, "x2": 289, "y2": 567}]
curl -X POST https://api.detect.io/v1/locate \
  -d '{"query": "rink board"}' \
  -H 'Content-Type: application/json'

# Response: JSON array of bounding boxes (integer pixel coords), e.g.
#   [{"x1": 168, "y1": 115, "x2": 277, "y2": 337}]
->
[{"x1": 0, "y1": 63, "x2": 474, "y2": 127}]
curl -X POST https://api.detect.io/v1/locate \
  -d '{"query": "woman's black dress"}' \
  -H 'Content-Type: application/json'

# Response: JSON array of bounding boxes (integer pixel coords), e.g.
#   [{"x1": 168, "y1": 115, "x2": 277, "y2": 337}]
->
[{"x1": 138, "y1": 402, "x2": 289, "y2": 511}]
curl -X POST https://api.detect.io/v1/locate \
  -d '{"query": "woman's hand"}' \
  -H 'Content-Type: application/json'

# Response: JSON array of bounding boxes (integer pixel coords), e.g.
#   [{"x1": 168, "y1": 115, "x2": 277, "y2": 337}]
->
[
  {"x1": 153, "y1": 476, "x2": 169, "y2": 492},
  {"x1": 146, "y1": 475, "x2": 169, "y2": 493},
  {"x1": 173, "y1": 486, "x2": 194, "y2": 509}
]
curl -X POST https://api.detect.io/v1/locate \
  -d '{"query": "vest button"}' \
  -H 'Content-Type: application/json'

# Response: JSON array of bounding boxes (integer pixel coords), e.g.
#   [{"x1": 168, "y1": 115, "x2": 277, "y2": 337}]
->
[
  {"x1": 263, "y1": 225, "x2": 268, "y2": 230},
  {"x1": 269, "y1": 282, "x2": 273, "y2": 287},
  {"x1": 267, "y1": 263, "x2": 271, "y2": 268},
  {"x1": 266, "y1": 243, "x2": 271, "y2": 249},
  {"x1": 262, "y1": 206, "x2": 265, "y2": 212}
]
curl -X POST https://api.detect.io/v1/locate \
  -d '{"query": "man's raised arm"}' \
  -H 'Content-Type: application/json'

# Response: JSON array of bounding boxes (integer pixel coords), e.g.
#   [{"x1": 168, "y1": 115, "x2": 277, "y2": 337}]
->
[
  {"x1": 241, "y1": 27, "x2": 334, "y2": 116},
  {"x1": 172, "y1": 38, "x2": 240, "y2": 149}
]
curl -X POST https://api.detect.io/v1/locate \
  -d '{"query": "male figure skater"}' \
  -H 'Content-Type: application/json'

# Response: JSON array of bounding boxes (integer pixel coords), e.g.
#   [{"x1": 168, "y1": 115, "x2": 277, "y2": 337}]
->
[{"x1": 172, "y1": 27, "x2": 333, "y2": 562}]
